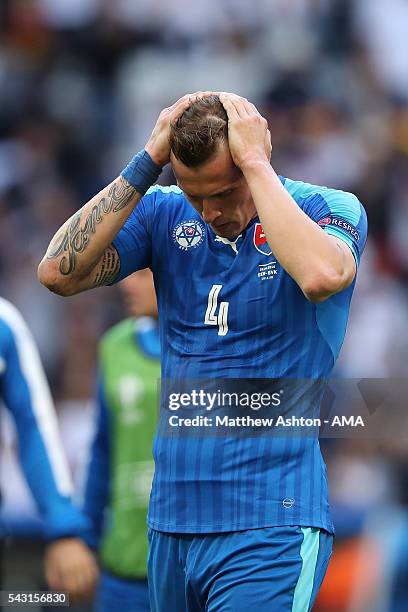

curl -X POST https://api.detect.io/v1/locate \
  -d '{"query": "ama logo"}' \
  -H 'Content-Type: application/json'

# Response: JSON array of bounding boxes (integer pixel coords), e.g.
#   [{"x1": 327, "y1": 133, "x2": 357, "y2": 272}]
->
[{"x1": 253, "y1": 223, "x2": 272, "y2": 256}]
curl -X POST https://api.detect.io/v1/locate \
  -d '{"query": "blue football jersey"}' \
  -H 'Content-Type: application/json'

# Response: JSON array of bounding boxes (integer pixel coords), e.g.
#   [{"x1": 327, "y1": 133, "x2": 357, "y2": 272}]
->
[{"x1": 112, "y1": 177, "x2": 367, "y2": 534}]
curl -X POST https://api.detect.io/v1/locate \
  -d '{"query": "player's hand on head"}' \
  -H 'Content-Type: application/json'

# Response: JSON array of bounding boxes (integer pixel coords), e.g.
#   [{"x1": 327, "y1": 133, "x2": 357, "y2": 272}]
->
[
  {"x1": 145, "y1": 94, "x2": 191, "y2": 168},
  {"x1": 219, "y1": 93, "x2": 271, "y2": 170},
  {"x1": 44, "y1": 537, "x2": 99, "y2": 603},
  {"x1": 145, "y1": 91, "x2": 215, "y2": 167}
]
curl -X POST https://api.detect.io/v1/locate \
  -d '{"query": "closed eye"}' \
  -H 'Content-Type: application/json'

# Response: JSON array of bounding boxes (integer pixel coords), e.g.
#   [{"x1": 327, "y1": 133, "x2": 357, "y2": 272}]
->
[{"x1": 216, "y1": 189, "x2": 233, "y2": 198}]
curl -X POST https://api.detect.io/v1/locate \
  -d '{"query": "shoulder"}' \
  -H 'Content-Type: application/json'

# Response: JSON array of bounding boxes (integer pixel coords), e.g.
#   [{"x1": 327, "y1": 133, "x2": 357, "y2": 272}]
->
[
  {"x1": 281, "y1": 176, "x2": 359, "y2": 204},
  {"x1": 133, "y1": 184, "x2": 191, "y2": 227},
  {"x1": 145, "y1": 184, "x2": 184, "y2": 198},
  {"x1": 143, "y1": 184, "x2": 186, "y2": 208},
  {"x1": 281, "y1": 176, "x2": 366, "y2": 223},
  {"x1": 140, "y1": 184, "x2": 198, "y2": 233}
]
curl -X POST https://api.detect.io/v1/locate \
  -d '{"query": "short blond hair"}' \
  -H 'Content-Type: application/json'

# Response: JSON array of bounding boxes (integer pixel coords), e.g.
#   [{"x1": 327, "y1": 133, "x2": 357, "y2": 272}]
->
[{"x1": 169, "y1": 95, "x2": 228, "y2": 167}]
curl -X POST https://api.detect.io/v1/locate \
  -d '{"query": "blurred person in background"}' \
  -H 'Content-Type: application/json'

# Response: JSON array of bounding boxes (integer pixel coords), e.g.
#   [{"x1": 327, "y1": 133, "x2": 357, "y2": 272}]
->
[
  {"x1": 0, "y1": 296, "x2": 98, "y2": 599},
  {"x1": 46, "y1": 269, "x2": 159, "y2": 611}
]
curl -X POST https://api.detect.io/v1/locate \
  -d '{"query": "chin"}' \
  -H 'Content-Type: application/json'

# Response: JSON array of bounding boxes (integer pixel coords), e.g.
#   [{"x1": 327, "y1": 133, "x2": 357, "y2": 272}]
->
[
  {"x1": 222, "y1": 229, "x2": 242, "y2": 240},
  {"x1": 213, "y1": 224, "x2": 240, "y2": 239}
]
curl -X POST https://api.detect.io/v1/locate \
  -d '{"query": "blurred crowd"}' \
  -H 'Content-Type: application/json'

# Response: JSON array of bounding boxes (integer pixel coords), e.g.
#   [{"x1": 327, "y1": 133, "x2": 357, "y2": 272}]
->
[{"x1": 1, "y1": 0, "x2": 408, "y2": 609}]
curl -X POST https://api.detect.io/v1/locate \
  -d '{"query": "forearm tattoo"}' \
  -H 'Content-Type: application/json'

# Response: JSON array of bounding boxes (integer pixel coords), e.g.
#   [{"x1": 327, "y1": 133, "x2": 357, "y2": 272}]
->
[
  {"x1": 47, "y1": 177, "x2": 134, "y2": 276},
  {"x1": 92, "y1": 246, "x2": 120, "y2": 287}
]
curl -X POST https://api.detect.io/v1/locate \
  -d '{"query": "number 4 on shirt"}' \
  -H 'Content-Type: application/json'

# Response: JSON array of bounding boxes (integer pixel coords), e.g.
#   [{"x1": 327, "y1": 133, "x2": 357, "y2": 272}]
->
[{"x1": 204, "y1": 285, "x2": 229, "y2": 336}]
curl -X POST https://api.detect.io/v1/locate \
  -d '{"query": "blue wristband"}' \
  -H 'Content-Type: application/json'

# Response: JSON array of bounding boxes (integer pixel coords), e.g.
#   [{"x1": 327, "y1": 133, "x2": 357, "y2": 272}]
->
[{"x1": 121, "y1": 149, "x2": 162, "y2": 195}]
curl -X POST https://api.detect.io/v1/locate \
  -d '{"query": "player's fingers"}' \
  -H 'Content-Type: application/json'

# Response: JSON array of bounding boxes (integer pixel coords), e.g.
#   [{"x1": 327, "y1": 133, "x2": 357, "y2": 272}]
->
[
  {"x1": 168, "y1": 94, "x2": 192, "y2": 117},
  {"x1": 172, "y1": 90, "x2": 214, "y2": 110},
  {"x1": 231, "y1": 96, "x2": 254, "y2": 117},
  {"x1": 219, "y1": 94, "x2": 240, "y2": 120},
  {"x1": 241, "y1": 98, "x2": 268, "y2": 127},
  {"x1": 246, "y1": 100, "x2": 262, "y2": 116},
  {"x1": 167, "y1": 102, "x2": 192, "y2": 126},
  {"x1": 169, "y1": 91, "x2": 215, "y2": 124},
  {"x1": 162, "y1": 93, "x2": 191, "y2": 119},
  {"x1": 169, "y1": 93, "x2": 191, "y2": 109},
  {"x1": 215, "y1": 90, "x2": 233, "y2": 98},
  {"x1": 224, "y1": 94, "x2": 255, "y2": 119},
  {"x1": 224, "y1": 95, "x2": 266, "y2": 124},
  {"x1": 189, "y1": 90, "x2": 214, "y2": 101},
  {"x1": 230, "y1": 97, "x2": 249, "y2": 119}
]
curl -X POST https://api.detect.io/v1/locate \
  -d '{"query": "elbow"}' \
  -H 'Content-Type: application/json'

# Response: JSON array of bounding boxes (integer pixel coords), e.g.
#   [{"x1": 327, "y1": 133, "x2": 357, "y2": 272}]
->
[
  {"x1": 301, "y1": 270, "x2": 346, "y2": 304},
  {"x1": 37, "y1": 258, "x2": 75, "y2": 297}
]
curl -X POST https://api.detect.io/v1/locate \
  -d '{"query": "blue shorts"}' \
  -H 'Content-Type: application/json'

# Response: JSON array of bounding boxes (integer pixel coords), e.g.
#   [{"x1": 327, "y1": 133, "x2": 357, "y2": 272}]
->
[
  {"x1": 93, "y1": 571, "x2": 150, "y2": 612},
  {"x1": 148, "y1": 526, "x2": 332, "y2": 612}
]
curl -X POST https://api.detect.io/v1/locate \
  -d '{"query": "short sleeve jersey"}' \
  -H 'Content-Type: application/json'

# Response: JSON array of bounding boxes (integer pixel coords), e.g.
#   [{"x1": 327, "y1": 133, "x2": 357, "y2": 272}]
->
[{"x1": 112, "y1": 177, "x2": 367, "y2": 534}]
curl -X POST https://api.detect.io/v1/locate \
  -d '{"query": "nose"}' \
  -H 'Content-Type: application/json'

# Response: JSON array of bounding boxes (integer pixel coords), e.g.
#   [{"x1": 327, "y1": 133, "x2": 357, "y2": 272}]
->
[{"x1": 202, "y1": 200, "x2": 222, "y2": 225}]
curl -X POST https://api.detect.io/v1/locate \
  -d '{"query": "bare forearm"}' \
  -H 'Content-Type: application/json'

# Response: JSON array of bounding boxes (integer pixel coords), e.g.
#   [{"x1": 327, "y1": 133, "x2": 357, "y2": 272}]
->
[
  {"x1": 38, "y1": 94, "x2": 200, "y2": 296},
  {"x1": 38, "y1": 176, "x2": 141, "y2": 295},
  {"x1": 242, "y1": 161, "x2": 350, "y2": 300}
]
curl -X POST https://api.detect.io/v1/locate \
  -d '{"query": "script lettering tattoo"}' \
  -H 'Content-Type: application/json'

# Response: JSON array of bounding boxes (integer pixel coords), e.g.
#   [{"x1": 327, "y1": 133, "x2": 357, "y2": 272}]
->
[
  {"x1": 47, "y1": 177, "x2": 134, "y2": 275},
  {"x1": 93, "y1": 246, "x2": 120, "y2": 287}
]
